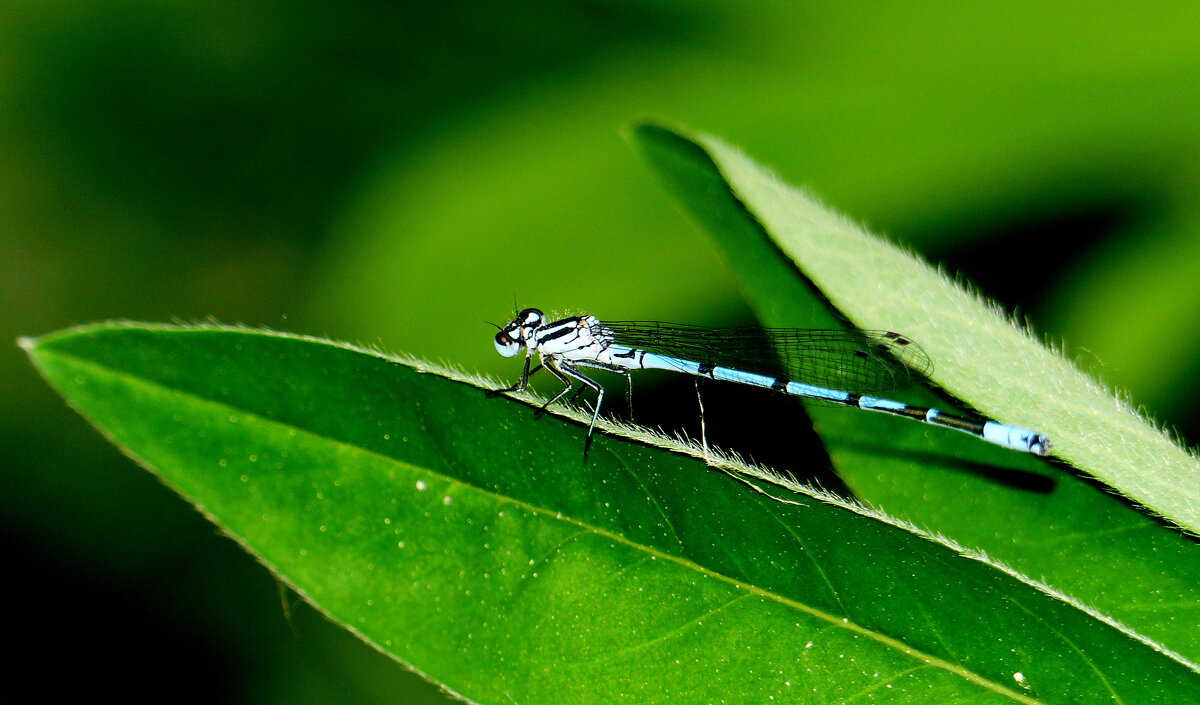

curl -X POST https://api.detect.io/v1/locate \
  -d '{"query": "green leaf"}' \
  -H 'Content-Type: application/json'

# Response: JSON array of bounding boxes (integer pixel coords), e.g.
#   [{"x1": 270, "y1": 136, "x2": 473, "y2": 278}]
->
[
  {"x1": 635, "y1": 124, "x2": 1199, "y2": 533},
  {"x1": 630, "y1": 122, "x2": 1200, "y2": 662},
  {"x1": 23, "y1": 323, "x2": 1200, "y2": 703}
]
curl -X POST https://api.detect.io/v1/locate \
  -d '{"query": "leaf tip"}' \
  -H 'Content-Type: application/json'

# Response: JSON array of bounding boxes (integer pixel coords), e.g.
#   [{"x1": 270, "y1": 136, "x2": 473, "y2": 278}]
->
[{"x1": 625, "y1": 120, "x2": 703, "y2": 150}]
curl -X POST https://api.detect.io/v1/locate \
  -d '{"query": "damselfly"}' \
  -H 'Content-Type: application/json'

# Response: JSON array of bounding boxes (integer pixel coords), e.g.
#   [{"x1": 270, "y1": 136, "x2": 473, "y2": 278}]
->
[{"x1": 492, "y1": 308, "x2": 1051, "y2": 455}]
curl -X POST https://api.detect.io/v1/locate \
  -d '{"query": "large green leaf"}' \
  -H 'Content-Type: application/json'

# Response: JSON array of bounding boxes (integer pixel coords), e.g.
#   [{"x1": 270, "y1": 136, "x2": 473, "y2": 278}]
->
[
  {"x1": 630, "y1": 123, "x2": 1200, "y2": 662},
  {"x1": 24, "y1": 323, "x2": 1199, "y2": 703}
]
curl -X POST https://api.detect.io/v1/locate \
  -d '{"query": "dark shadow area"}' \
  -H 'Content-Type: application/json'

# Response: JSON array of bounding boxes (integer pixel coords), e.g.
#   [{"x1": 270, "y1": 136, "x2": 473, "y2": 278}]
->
[
  {"x1": 601, "y1": 371, "x2": 853, "y2": 495},
  {"x1": 933, "y1": 205, "x2": 1133, "y2": 320},
  {"x1": 2, "y1": 527, "x2": 237, "y2": 702},
  {"x1": 814, "y1": 439, "x2": 1058, "y2": 493}
]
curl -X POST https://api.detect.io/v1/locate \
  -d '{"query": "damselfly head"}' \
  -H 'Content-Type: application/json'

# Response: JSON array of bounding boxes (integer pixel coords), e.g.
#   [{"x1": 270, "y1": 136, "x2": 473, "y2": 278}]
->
[{"x1": 494, "y1": 308, "x2": 545, "y2": 357}]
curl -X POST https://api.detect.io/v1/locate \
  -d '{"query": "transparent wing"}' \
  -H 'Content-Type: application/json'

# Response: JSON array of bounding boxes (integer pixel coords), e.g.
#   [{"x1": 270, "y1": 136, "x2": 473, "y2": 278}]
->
[{"x1": 601, "y1": 321, "x2": 932, "y2": 395}]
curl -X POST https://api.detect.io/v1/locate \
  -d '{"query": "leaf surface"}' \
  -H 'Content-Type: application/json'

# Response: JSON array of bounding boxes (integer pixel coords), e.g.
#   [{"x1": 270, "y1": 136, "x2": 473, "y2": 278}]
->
[{"x1": 24, "y1": 323, "x2": 1199, "y2": 703}]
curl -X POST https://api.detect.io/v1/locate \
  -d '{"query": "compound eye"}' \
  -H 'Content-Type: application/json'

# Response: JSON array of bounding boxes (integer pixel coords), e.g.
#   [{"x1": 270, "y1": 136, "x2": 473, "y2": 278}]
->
[
  {"x1": 518, "y1": 308, "x2": 544, "y2": 326},
  {"x1": 494, "y1": 332, "x2": 519, "y2": 358}
]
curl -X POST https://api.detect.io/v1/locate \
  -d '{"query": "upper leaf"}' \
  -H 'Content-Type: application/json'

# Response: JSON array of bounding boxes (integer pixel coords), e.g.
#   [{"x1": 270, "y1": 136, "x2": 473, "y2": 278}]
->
[{"x1": 630, "y1": 123, "x2": 1200, "y2": 535}]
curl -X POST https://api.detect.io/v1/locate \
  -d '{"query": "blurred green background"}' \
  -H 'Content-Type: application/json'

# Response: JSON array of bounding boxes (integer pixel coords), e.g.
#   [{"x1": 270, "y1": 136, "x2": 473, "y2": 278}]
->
[{"x1": 4, "y1": 1, "x2": 1199, "y2": 701}]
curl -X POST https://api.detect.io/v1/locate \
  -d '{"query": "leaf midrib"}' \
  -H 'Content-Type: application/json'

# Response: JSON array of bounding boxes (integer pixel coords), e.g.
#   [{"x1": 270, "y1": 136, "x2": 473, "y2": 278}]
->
[{"x1": 37, "y1": 339, "x2": 1051, "y2": 704}]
